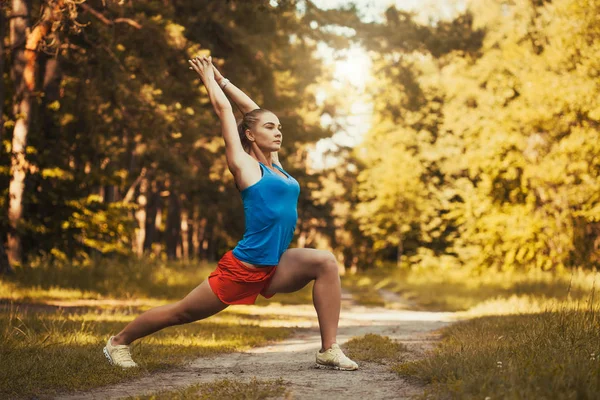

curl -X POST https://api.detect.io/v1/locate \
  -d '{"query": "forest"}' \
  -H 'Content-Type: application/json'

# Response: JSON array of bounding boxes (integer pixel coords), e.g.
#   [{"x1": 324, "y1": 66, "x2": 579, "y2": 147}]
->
[
  {"x1": 1, "y1": 0, "x2": 598, "y2": 276},
  {"x1": 1, "y1": 1, "x2": 600, "y2": 399}
]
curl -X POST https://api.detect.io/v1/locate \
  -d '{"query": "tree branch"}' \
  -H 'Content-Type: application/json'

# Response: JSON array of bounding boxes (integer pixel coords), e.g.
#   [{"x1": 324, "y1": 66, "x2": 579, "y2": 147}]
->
[
  {"x1": 123, "y1": 167, "x2": 147, "y2": 203},
  {"x1": 80, "y1": 4, "x2": 142, "y2": 30}
]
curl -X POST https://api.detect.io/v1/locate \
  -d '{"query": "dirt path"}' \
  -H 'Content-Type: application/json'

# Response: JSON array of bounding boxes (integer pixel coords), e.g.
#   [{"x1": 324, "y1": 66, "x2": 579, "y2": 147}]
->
[{"x1": 55, "y1": 291, "x2": 461, "y2": 400}]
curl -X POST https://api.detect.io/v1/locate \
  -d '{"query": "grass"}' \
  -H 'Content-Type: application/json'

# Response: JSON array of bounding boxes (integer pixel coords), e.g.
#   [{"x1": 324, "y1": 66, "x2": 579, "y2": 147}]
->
[
  {"x1": 0, "y1": 254, "x2": 321, "y2": 399},
  {"x1": 0, "y1": 255, "x2": 211, "y2": 302},
  {"x1": 341, "y1": 264, "x2": 600, "y2": 398},
  {"x1": 341, "y1": 265, "x2": 600, "y2": 312},
  {"x1": 381, "y1": 267, "x2": 600, "y2": 399},
  {"x1": 126, "y1": 377, "x2": 289, "y2": 400},
  {"x1": 7, "y1": 252, "x2": 600, "y2": 399},
  {"x1": 0, "y1": 254, "x2": 315, "y2": 306},
  {"x1": 394, "y1": 301, "x2": 600, "y2": 399},
  {"x1": 340, "y1": 275, "x2": 386, "y2": 307},
  {"x1": 343, "y1": 333, "x2": 408, "y2": 364},
  {"x1": 0, "y1": 303, "x2": 293, "y2": 399}
]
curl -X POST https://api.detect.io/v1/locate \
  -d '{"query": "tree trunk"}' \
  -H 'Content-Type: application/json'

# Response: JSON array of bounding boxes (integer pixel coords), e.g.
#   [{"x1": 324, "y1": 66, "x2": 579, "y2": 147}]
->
[
  {"x1": 7, "y1": 0, "x2": 59, "y2": 266},
  {"x1": 196, "y1": 216, "x2": 208, "y2": 260},
  {"x1": 297, "y1": 229, "x2": 307, "y2": 248},
  {"x1": 143, "y1": 180, "x2": 161, "y2": 253},
  {"x1": 134, "y1": 176, "x2": 148, "y2": 256},
  {"x1": 41, "y1": 54, "x2": 61, "y2": 99},
  {"x1": 0, "y1": 8, "x2": 5, "y2": 144},
  {"x1": 166, "y1": 189, "x2": 181, "y2": 260},
  {"x1": 342, "y1": 247, "x2": 353, "y2": 270},
  {"x1": 103, "y1": 185, "x2": 117, "y2": 203},
  {"x1": 0, "y1": 240, "x2": 11, "y2": 276},
  {"x1": 181, "y1": 206, "x2": 189, "y2": 261},
  {"x1": 297, "y1": 217, "x2": 308, "y2": 248},
  {"x1": 7, "y1": 0, "x2": 33, "y2": 266},
  {"x1": 188, "y1": 201, "x2": 199, "y2": 260},
  {"x1": 206, "y1": 217, "x2": 217, "y2": 262},
  {"x1": 0, "y1": 5, "x2": 8, "y2": 275},
  {"x1": 396, "y1": 233, "x2": 404, "y2": 268}
]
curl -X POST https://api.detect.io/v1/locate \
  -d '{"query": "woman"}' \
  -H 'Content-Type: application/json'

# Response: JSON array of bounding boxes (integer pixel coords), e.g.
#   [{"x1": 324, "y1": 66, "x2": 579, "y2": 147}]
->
[{"x1": 103, "y1": 55, "x2": 358, "y2": 371}]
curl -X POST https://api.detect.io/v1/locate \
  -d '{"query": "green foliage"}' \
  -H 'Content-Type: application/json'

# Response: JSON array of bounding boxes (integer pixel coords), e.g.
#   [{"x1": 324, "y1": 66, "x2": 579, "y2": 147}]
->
[
  {"x1": 1, "y1": 0, "x2": 358, "y2": 262},
  {"x1": 61, "y1": 195, "x2": 137, "y2": 255},
  {"x1": 348, "y1": 0, "x2": 600, "y2": 271},
  {"x1": 4, "y1": 0, "x2": 599, "y2": 274}
]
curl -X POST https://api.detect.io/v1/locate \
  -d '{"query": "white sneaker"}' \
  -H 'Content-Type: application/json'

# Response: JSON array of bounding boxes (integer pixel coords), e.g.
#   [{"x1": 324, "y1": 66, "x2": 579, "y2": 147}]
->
[
  {"x1": 315, "y1": 343, "x2": 359, "y2": 371},
  {"x1": 103, "y1": 336, "x2": 139, "y2": 368}
]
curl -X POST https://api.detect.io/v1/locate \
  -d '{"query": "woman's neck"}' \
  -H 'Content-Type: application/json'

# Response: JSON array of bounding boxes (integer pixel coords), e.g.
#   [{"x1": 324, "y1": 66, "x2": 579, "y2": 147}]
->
[{"x1": 249, "y1": 144, "x2": 272, "y2": 166}]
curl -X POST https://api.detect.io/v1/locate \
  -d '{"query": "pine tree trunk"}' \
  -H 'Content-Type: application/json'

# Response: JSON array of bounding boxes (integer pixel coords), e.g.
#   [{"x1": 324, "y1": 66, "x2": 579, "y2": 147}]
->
[
  {"x1": 7, "y1": 0, "x2": 32, "y2": 266},
  {"x1": 7, "y1": 0, "x2": 57, "y2": 265}
]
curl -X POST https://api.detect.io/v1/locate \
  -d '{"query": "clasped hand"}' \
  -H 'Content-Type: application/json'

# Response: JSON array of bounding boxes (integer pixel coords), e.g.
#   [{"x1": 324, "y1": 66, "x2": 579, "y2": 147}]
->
[{"x1": 188, "y1": 55, "x2": 215, "y2": 83}]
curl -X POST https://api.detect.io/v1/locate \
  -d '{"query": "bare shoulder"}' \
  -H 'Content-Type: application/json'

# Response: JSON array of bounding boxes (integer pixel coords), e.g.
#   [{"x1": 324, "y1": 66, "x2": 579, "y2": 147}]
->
[{"x1": 228, "y1": 152, "x2": 262, "y2": 192}]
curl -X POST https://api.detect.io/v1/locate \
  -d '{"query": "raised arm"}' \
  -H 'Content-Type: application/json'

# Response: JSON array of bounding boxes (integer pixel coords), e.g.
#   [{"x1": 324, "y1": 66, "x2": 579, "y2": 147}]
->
[
  {"x1": 213, "y1": 62, "x2": 283, "y2": 167},
  {"x1": 212, "y1": 63, "x2": 260, "y2": 115},
  {"x1": 189, "y1": 56, "x2": 248, "y2": 173}
]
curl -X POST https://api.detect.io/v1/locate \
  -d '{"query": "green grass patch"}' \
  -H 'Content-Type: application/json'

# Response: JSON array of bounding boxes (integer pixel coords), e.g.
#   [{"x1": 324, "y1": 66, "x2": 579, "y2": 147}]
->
[
  {"x1": 340, "y1": 275, "x2": 386, "y2": 307},
  {"x1": 344, "y1": 266, "x2": 600, "y2": 312},
  {"x1": 344, "y1": 333, "x2": 408, "y2": 363},
  {"x1": 394, "y1": 298, "x2": 600, "y2": 399},
  {"x1": 0, "y1": 303, "x2": 292, "y2": 399},
  {"x1": 127, "y1": 377, "x2": 288, "y2": 400},
  {"x1": 0, "y1": 255, "x2": 317, "y2": 307},
  {"x1": 0, "y1": 255, "x2": 213, "y2": 302}
]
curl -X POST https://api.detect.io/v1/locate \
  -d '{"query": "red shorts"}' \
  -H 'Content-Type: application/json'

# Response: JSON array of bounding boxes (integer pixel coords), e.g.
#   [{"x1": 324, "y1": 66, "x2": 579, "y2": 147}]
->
[{"x1": 207, "y1": 250, "x2": 277, "y2": 305}]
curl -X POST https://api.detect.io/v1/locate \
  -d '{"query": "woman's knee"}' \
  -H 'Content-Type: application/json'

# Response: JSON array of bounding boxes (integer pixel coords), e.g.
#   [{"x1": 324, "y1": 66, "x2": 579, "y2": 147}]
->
[
  {"x1": 317, "y1": 251, "x2": 339, "y2": 277},
  {"x1": 171, "y1": 303, "x2": 195, "y2": 325}
]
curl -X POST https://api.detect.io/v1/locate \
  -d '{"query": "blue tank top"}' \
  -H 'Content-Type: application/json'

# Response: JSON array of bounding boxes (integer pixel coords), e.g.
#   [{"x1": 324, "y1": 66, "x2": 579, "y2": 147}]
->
[{"x1": 232, "y1": 162, "x2": 300, "y2": 266}]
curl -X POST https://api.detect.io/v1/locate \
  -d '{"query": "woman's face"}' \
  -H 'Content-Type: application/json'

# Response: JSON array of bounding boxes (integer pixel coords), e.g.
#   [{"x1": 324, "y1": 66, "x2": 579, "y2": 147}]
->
[{"x1": 247, "y1": 112, "x2": 282, "y2": 152}]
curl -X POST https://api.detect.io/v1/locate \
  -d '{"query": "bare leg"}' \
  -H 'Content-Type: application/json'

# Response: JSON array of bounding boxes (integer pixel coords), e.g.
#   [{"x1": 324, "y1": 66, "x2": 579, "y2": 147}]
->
[
  {"x1": 262, "y1": 248, "x2": 341, "y2": 351},
  {"x1": 312, "y1": 264, "x2": 341, "y2": 351},
  {"x1": 112, "y1": 279, "x2": 228, "y2": 346}
]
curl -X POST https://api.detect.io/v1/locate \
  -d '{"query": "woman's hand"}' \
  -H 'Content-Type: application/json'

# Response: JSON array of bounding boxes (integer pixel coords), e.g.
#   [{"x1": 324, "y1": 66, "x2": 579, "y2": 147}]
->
[{"x1": 188, "y1": 55, "x2": 215, "y2": 84}]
